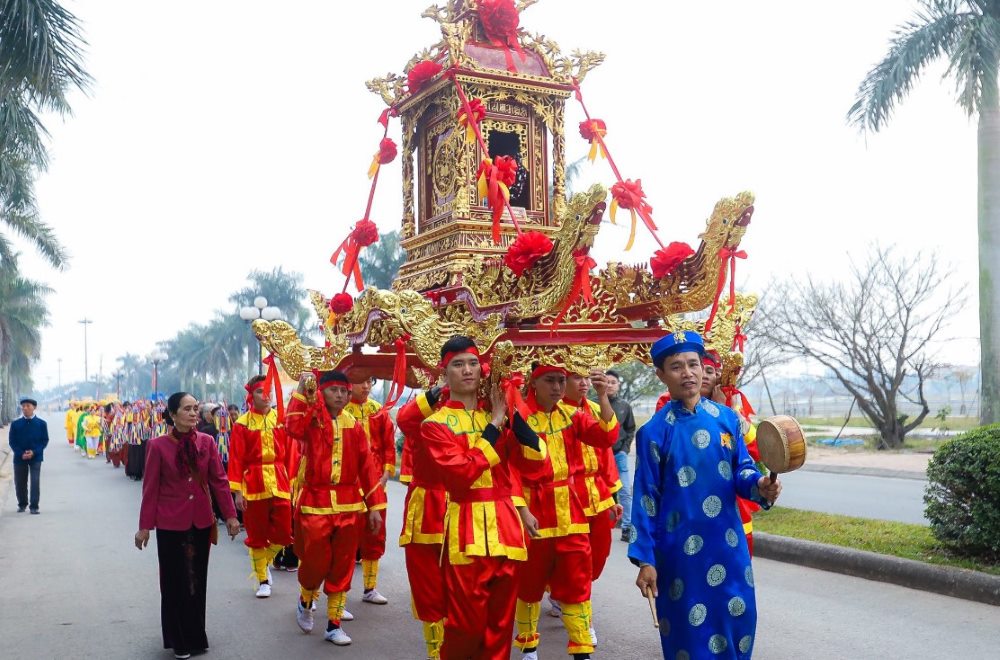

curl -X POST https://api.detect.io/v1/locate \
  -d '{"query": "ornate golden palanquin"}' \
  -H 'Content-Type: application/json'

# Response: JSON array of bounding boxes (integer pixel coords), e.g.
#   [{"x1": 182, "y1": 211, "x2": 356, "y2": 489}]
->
[{"x1": 253, "y1": 0, "x2": 756, "y2": 386}]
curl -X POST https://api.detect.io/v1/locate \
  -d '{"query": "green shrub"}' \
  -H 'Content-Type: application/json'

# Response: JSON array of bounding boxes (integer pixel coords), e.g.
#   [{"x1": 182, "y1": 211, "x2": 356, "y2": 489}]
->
[{"x1": 924, "y1": 424, "x2": 1000, "y2": 561}]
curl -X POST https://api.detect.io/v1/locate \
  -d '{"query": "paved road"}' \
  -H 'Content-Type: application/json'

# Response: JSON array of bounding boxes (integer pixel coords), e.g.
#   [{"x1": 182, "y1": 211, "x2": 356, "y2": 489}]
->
[
  {"x1": 776, "y1": 469, "x2": 929, "y2": 525},
  {"x1": 1, "y1": 436, "x2": 996, "y2": 659}
]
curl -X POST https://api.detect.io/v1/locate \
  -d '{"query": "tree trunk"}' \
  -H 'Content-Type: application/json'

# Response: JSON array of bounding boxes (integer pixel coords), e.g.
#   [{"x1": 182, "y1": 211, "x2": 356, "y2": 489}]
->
[{"x1": 979, "y1": 81, "x2": 1000, "y2": 424}]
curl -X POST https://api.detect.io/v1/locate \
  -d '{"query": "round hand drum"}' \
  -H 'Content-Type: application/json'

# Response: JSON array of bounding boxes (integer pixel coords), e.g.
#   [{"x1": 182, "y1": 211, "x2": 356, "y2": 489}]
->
[{"x1": 756, "y1": 415, "x2": 807, "y2": 474}]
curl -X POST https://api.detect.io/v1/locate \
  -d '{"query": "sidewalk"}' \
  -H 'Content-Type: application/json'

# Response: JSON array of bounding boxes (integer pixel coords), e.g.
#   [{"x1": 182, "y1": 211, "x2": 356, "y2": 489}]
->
[{"x1": 800, "y1": 445, "x2": 931, "y2": 480}]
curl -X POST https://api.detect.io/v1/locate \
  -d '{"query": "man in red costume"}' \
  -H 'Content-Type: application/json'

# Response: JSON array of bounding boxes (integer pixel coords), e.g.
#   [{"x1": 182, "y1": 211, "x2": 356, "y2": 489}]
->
[
  {"x1": 345, "y1": 376, "x2": 396, "y2": 605},
  {"x1": 421, "y1": 335, "x2": 545, "y2": 660},
  {"x1": 285, "y1": 370, "x2": 385, "y2": 647},
  {"x1": 397, "y1": 384, "x2": 450, "y2": 660},
  {"x1": 562, "y1": 370, "x2": 623, "y2": 647},
  {"x1": 228, "y1": 375, "x2": 294, "y2": 598},
  {"x1": 512, "y1": 363, "x2": 617, "y2": 660}
]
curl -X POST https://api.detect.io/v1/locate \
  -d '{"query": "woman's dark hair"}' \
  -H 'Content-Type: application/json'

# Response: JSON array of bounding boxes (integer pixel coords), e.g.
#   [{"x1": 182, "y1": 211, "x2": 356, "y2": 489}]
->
[
  {"x1": 167, "y1": 391, "x2": 191, "y2": 414},
  {"x1": 440, "y1": 335, "x2": 477, "y2": 361},
  {"x1": 164, "y1": 391, "x2": 191, "y2": 427}
]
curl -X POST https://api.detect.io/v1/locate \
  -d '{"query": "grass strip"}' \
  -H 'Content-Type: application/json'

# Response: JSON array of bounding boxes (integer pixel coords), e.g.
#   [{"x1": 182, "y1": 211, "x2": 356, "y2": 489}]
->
[{"x1": 755, "y1": 507, "x2": 1000, "y2": 576}]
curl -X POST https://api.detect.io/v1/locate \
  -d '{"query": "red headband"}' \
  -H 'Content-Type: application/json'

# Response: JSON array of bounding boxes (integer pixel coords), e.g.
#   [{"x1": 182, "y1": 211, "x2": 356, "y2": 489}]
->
[
  {"x1": 531, "y1": 364, "x2": 567, "y2": 379},
  {"x1": 440, "y1": 346, "x2": 481, "y2": 369},
  {"x1": 319, "y1": 377, "x2": 350, "y2": 391},
  {"x1": 703, "y1": 351, "x2": 721, "y2": 367}
]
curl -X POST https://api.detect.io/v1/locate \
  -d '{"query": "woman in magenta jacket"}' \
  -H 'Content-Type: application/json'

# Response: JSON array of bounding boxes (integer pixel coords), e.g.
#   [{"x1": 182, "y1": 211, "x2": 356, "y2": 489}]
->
[{"x1": 135, "y1": 391, "x2": 240, "y2": 660}]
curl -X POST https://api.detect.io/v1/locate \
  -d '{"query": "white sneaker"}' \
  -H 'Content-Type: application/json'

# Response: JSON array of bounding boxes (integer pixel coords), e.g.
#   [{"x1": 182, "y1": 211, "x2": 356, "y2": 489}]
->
[
  {"x1": 522, "y1": 652, "x2": 539, "y2": 660},
  {"x1": 546, "y1": 593, "x2": 562, "y2": 618},
  {"x1": 296, "y1": 600, "x2": 314, "y2": 633},
  {"x1": 255, "y1": 582, "x2": 272, "y2": 598},
  {"x1": 340, "y1": 608, "x2": 355, "y2": 621},
  {"x1": 590, "y1": 626, "x2": 598, "y2": 647},
  {"x1": 362, "y1": 589, "x2": 388, "y2": 604},
  {"x1": 324, "y1": 627, "x2": 352, "y2": 645}
]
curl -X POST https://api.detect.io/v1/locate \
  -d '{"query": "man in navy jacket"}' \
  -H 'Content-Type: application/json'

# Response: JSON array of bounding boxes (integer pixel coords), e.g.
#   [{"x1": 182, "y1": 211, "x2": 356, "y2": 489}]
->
[{"x1": 9, "y1": 397, "x2": 49, "y2": 514}]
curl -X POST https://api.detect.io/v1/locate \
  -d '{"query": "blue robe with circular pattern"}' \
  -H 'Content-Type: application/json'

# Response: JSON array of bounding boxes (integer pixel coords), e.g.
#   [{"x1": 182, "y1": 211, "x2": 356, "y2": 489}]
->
[{"x1": 627, "y1": 398, "x2": 769, "y2": 659}]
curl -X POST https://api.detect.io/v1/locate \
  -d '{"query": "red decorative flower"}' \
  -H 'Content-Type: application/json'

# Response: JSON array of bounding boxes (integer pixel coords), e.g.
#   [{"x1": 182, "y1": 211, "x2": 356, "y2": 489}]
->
[
  {"x1": 352, "y1": 219, "x2": 379, "y2": 247},
  {"x1": 650, "y1": 242, "x2": 694, "y2": 279},
  {"x1": 611, "y1": 179, "x2": 646, "y2": 210},
  {"x1": 329, "y1": 292, "x2": 354, "y2": 315},
  {"x1": 479, "y1": 0, "x2": 520, "y2": 43},
  {"x1": 579, "y1": 119, "x2": 606, "y2": 141},
  {"x1": 407, "y1": 60, "x2": 443, "y2": 94},
  {"x1": 494, "y1": 154, "x2": 518, "y2": 186},
  {"x1": 377, "y1": 138, "x2": 397, "y2": 165},
  {"x1": 504, "y1": 230, "x2": 553, "y2": 276}
]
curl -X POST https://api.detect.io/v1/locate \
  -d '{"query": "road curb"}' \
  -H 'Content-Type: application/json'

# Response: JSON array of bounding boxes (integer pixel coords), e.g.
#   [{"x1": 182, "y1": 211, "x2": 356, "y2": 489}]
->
[
  {"x1": 799, "y1": 463, "x2": 927, "y2": 481},
  {"x1": 755, "y1": 532, "x2": 1000, "y2": 607},
  {"x1": 0, "y1": 446, "x2": 12, "y2": 517}
]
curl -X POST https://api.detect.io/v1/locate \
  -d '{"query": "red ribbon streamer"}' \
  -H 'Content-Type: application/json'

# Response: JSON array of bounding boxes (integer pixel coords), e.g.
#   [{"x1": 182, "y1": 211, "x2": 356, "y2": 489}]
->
[
  {"x1": 260, "y1": 353, "x2": 285, "y2": 422},
  {"x1": 722, "y1": 385, "x2": 755, "y2": 419},
  {"x1": 502, "y1": 373, "x2": 531, "y2": 421},
  {"x1": 378, "y1": 334, "x2": 411, "y2": 416},
  {"x1": 704, "y1": 247, "x2": 747, "y2": 335},
  {"x1": 449, "y1": 71, "x2": 523, "y2": 240},
  {"x1": 572, "y1": 80, "x2": 664, "y2": 250},
  {"x1": 551, "y1": 251, "x2": 597, "y2": 327}
]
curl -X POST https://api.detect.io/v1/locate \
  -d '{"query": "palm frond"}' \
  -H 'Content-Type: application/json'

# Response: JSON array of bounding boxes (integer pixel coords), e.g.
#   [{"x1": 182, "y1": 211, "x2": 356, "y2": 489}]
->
[
  {"x1": 0, "y1": 0, "x2": 92, "y2": 108},
  {"x1": 947, "y1": 12, "x2": 1000, "y2": 112},
  {"x1": 0, "y1": 206, "x2": 69, "y2": 269},
  {"x1": 848, "y1": 1, "x2": 973, "y2": 132}
]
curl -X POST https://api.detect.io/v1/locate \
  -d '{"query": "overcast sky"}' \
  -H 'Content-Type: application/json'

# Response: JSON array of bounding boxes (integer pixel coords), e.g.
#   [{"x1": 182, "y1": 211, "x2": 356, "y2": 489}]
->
[{"x1": 16, "y1": 0, "x2": 978, "y2": 390}]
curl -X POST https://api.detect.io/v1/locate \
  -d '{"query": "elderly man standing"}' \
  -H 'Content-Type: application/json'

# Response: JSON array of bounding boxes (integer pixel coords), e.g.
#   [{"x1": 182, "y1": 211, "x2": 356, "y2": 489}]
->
[{"x1": 9, "y1": 397, "x2": 50, "y2": 514}]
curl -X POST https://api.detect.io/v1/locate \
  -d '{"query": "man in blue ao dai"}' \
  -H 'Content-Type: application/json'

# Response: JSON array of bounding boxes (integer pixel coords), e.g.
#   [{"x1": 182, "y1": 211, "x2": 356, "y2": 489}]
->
[{"x1": 628, "y1": 330, "x2": 782, "y2": 659}]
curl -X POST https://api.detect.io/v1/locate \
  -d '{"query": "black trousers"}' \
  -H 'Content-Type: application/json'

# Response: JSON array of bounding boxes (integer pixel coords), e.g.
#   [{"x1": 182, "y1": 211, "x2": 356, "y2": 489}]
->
[
  {"x1": 13, "y1": 461, "x2": 41, "y2": 510},
  {"x1": 156, "y1": 526, "x2": 212, "y2": 653},
  {"x1": 125, "y1": 443, "x2": 146, "y2": 479}
]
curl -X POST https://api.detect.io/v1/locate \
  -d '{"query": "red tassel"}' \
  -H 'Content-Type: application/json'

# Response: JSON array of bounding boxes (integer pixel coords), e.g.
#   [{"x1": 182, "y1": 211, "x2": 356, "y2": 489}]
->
[
  {"x1": 704, "y1": 247, "x2": 747, "y2": 335},
  {"x1": 722, "y1": 385, "x2": 755, "y2": 419}
]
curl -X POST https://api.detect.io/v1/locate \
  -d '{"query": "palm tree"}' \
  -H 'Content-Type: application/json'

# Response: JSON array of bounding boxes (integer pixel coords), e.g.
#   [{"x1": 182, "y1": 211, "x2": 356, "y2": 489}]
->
[
  {"x1": 359, "y1": 230, "x2": 405, "y2": 290},
  {"x1": 847, "y1": 0, "x2": 1000, "y2": 424},
  {"x1": 0, "y1": 0, "x2": 90, "y2": 270},
  {"x1": 0, "y1": 269, "x2": 51, "y2": 424}
]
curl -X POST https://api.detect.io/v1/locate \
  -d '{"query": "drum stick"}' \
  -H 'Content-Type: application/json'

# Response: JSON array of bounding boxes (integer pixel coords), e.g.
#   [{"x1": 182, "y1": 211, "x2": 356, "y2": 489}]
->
[
  {"x1": 769, "y1": 470, "x2": 778, "y2": 485},
  {"x1": 646, "y1": 589, "x2": 658, "y2": 628}
]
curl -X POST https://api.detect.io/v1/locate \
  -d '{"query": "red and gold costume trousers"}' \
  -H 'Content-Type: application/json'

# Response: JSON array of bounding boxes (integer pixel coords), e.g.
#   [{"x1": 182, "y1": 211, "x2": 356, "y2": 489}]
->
[
  {"x1": 440, "y1": 555, "x2": 518, "y2": 660},
  {"x1": 587, "y1": 507, "x2": 613, "y2": 581},
  {"x1": 514, "y1": 533, "x2": 594, "y2": 655},
  {"x1": 243, "y1": 496, "x2": 293, "y2": 548},
  {"x1": 295, "y1": 511, "x2": 360, "y2": 620}
]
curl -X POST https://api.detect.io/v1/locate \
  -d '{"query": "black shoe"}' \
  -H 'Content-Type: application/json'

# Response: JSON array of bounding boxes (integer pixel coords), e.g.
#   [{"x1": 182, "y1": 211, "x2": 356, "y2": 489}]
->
[
  {"x1": 30, "y1": 509, "x2": 40, "y2": 515},
  {"x1": 17, "y1": 506, "x2": 26, "y2": 513},
  {"x1": 620, "y1": 527, "x2": 631, "y2": 542}
]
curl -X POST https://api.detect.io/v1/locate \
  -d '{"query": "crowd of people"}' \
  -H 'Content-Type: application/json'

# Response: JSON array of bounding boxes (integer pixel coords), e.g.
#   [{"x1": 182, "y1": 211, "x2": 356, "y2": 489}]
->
[{"x1": 120, "y1": 327, "x2": 778, "y2": 659}]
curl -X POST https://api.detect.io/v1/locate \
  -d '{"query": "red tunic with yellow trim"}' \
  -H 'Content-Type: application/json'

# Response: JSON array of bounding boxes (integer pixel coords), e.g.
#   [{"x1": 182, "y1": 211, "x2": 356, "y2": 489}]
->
[
  {"x1": 515, "y1": 401, "x2": 618, "y2": 538},
  {"x1": 421, "y1": 401, "x2": 542, "y2": 564},
  {"x1": 397, "y1": 391, "x2": 448, "y2": 547},
  {"x1": 284, "y1": 394, "x2": 386, "y2": 516},
  {"x1": 345, "y1": 397, "x2": 397, "y2": 478},
  {"x1": 568, "y1": 398, "x2": 622, "y2": 516},
  {"x1": 227, "y1": 409, "x2": 292, "y2": 500}
]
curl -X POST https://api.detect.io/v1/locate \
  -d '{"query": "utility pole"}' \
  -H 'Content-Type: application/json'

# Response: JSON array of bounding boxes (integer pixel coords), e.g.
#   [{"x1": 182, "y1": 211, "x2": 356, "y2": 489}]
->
[
  {"x1": 78, "y1": 318, "x2": 93, "y2": 384},
  {"x1": 57, "y1": 358, "x2": 62, "y2": 388}
]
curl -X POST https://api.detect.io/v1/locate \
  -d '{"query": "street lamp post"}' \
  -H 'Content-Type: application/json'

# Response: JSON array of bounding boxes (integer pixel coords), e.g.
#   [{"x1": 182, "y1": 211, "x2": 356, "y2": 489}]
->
[
  {"x1": 239, "y1": 296, "x2": 282, "y2": 375},
  {"x1": 148, "y1": 350, "x2": 167, "y2": 400},
  {"x1": 113, "y1": 370, "x2": 122, "y2": 400},
  {"x1": 78, "y1": 318, "x2": 93, "y2": 384}
]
